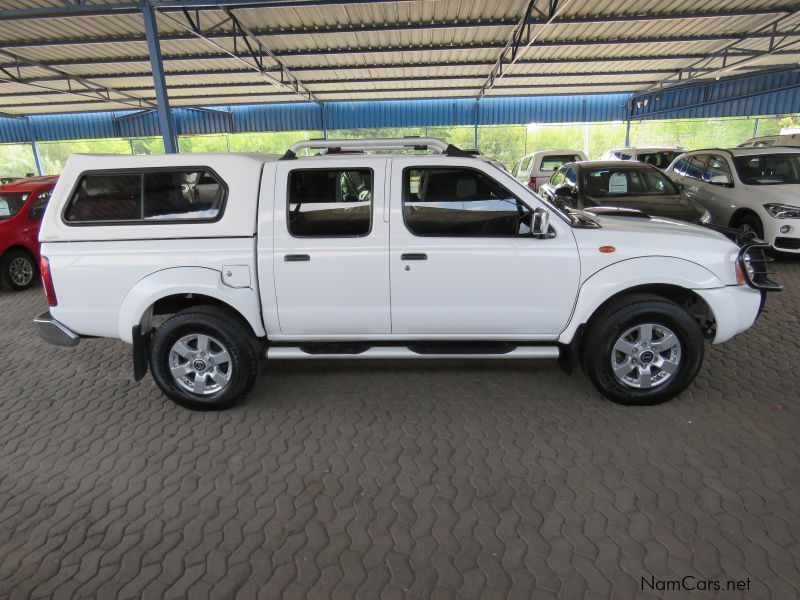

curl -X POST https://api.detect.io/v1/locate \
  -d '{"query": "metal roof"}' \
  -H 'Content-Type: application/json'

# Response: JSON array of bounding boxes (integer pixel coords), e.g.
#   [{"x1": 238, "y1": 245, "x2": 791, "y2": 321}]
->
[{"x1": 1, "y1": 0, "x2": 800, "y2": 116}]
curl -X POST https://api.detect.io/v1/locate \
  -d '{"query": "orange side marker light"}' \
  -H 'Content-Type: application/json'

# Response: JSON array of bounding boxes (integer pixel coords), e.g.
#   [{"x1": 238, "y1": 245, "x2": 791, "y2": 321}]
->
[{"x1": 599, "y1": 246, "x2": 616, "y2": 254}]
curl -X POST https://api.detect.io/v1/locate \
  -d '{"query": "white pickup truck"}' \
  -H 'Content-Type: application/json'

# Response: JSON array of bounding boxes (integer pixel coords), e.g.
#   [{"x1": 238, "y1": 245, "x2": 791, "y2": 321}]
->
[{"x1": 34, "y1": 138, "x2": 778, "y2": 410}]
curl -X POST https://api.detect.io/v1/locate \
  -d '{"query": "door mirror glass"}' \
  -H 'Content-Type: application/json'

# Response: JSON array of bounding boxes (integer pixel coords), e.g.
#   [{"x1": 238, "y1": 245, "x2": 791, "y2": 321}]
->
[
  {"x1": 532, "y1": 207, "x2": 550, "y2": 237},
  {"x1": 707, "y1": 174, "x2": 731, "y2": 186}
]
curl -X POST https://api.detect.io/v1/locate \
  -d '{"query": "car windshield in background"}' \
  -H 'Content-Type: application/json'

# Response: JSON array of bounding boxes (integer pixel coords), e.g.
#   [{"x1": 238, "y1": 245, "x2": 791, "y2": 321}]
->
[
  {"x1": 733, "y1": 154, "x2": 800, "y2": 185},
  {"x1": 540, "y1": 155, "x2": 582, "y2": 171},
  {"x1": 637, "y1": 151, "x2": 681, "y2": 168},
  {"x1": 582, "y1": 167, "x2": 679, "y2": 197},
  {"x1": 0, "y1": 193, "x2": 28, "y2": 219}
]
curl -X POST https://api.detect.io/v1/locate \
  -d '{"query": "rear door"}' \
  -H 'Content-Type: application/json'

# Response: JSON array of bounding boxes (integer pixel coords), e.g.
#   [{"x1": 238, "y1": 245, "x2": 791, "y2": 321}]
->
[
  {"x1": 272, "y1": 158, "x2": 391, "y2": 335},
  {"x1": 389, "y1": 159, "x2": 580, "y2": 336}
]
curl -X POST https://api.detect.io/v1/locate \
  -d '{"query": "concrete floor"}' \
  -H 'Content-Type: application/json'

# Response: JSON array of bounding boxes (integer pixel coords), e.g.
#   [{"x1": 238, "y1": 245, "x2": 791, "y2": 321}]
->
[{"x1": 0, "y1": 260, "x2": 798, "y2": 599}]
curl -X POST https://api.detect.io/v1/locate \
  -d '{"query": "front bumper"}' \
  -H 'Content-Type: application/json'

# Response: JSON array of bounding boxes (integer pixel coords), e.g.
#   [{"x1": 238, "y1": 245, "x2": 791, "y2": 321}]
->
[
  {"x1": 34, "y1": 312, "x2": 80, "y2": 347},
  {"x1": 694, "y1": 286, "x2": 763, "y2": 344}
]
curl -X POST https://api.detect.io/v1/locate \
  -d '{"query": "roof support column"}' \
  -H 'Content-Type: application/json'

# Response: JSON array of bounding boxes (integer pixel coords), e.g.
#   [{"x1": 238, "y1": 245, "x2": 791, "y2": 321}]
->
[
  {"x1": 141, "y1": 1, "x2": 178, "y2": 154},
  {"x1": 31, "y1": 141, "x2": 43, "y2": 176}
]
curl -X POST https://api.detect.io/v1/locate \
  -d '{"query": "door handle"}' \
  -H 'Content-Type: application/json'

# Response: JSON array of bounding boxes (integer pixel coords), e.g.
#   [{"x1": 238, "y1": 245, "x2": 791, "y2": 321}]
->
[
  {"x1": 401, "y1": 253, "x2": 427, "y2": 261},
  {"x1": 284, "y1": 254, "x2": 310, "y2": 262}
]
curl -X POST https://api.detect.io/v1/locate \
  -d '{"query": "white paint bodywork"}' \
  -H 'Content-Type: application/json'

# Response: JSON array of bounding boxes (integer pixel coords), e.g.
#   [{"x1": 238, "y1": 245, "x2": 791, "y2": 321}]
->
[
  {"x1": 665, "y1": 147, "x2": 800, "y2": 252},
  {"x1": 39, "y1": 151, "x2": 762, "y2": 351}
]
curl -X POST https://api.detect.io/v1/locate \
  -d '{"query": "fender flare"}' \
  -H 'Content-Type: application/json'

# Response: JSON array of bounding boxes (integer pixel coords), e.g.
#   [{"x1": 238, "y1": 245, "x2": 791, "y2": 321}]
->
[
  {"x1": 117, "y1": 266, "x2": 265, "y2": 343},
  {"x1": 558, "y1": 256, "x2": 724, "y2": 344}
]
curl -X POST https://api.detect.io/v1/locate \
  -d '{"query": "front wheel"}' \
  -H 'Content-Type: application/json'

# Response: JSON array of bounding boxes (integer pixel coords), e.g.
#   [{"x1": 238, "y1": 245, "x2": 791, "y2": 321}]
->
[
  {"x1": 1, "y1": 249, "x2": 36, "y2": 291},
  {"x1": 581, "y1": 295, "x2": 705, "y2": 405},
  {"x1": 150, "y1": 307, "x2": 260, "y2": 410}
]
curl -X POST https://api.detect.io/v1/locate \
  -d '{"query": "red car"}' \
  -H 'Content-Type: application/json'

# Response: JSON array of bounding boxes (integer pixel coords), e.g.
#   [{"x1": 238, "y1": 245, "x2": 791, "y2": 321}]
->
[{"x1": 0, "y1": 176, "x2": 58, "y2": 291}]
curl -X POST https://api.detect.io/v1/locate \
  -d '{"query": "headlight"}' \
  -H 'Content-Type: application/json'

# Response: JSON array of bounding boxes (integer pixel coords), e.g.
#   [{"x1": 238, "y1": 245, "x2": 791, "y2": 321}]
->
[
  {"x1": 763, "y1": 203, "x2": 800, "y2": 219},
  {"x1": 700, "y1": 209, "x2": 712, "y2": 224}
]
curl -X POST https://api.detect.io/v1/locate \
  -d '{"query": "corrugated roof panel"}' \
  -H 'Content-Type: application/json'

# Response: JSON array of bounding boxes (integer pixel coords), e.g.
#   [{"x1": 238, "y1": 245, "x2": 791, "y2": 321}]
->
[{"x1": 231, "y1": 102, "x2": 323, "y2": 132}]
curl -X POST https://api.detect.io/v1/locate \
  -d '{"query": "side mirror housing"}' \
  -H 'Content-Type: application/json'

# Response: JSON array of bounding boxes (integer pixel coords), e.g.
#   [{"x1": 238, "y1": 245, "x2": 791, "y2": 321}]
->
[
  {"x1": 532, "y1": 207, "x2": 552, "y2": 238},
  {"x1": 554, "y1": 185, "x2": 575, "y2": 198},
  {"x1": 708, "y1": 174, "x2": 732, "y2": 186}
]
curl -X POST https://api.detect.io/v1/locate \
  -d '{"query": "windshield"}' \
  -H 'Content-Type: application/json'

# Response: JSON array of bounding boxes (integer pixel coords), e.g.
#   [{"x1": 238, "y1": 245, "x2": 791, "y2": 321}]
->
[
  {"x1": 0, "y1": 193, "x2": 28, "y2": 220},
  {"x1": 637, "y1": 151, "x2": 681, "y2": 168},
  {"x1": 581, "y1": 167, "x2": 678, "y2": 197},
  {"x1": 733, "y1": 153, "x2": 800, "y2": 185}
]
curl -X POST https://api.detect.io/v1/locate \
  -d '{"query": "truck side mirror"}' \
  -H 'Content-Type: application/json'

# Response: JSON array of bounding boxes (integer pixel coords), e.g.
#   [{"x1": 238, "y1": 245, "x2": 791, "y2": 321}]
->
[{"x1": 532, "y1": 207, "x2": 551, "y2": 237}]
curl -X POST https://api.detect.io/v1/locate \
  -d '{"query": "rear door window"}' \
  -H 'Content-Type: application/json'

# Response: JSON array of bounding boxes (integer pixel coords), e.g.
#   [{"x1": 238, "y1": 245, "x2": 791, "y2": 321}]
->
[
  {"x1": 28, "y1": 189, "x2": 52, "y2": 220},
  {"x1": 539, "y1": 155, "x2": 582, "y2": 172},
  {"x1": 287, "y1": 168, "x2": 373, "y2": 237},
  {"x1": 686, "y1": 155, "x2": 709, "y2": 180}
]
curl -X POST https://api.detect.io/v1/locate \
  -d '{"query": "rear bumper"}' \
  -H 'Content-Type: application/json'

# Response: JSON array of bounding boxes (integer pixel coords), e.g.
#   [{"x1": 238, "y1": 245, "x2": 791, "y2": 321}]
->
[{"x1": 34, "y1": 312, "x2": 80, "y2": 347}]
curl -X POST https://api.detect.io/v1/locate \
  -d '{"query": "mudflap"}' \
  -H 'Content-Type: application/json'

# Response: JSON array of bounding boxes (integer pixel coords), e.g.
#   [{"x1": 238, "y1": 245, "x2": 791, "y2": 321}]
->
[
  {"x1": 558, "y1": 324, "x2": 584, "y2": 375},
  {"x1": 132, "y1": 325, "x2": 153, "y2": 382}
]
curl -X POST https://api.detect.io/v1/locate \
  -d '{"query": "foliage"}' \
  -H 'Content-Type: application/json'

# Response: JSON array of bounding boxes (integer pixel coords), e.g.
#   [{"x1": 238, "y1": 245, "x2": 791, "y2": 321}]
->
[{"x1": 1, "y1": 114, "x2": 798, "y2": 176}]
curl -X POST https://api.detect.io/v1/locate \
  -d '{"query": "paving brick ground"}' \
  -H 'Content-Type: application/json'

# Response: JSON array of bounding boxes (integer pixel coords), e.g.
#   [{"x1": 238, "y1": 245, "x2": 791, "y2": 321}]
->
[{"x1": 1, "y1": 259, "x2": 799, "y2": 599}]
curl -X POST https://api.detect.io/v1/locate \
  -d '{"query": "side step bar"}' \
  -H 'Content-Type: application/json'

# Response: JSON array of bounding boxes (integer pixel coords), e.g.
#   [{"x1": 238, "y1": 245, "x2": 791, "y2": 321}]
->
[{"x1": 267, "y1": 346, "x2": 559, "y2": 360}]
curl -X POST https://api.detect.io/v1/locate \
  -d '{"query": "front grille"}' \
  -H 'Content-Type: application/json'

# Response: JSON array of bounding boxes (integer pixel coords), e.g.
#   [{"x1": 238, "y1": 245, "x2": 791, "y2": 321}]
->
[{"x1": 774, "y1": 237, "x2": 800, "y2": 250}]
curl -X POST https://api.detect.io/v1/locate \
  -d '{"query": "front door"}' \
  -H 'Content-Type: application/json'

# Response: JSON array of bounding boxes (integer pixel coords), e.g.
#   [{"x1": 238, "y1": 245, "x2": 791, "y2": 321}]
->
[
  {"x1": 272, "y1": 159, "x2": 390, "y2": 336},
  {"x1": 389, "y1": 160, "x2": 580, "y2": 337}
]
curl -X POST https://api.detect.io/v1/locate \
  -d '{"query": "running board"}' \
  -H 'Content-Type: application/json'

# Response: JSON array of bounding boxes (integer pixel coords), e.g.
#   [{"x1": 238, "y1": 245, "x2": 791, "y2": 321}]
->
[{"x1": 266, "y1": 345, "x2": 559, "y2": 360}]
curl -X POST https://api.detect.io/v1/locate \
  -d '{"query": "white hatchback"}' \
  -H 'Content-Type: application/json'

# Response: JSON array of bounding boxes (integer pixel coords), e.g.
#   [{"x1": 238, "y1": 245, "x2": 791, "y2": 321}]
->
[
  {"x1": 665, "y1": 147, "x2": 800, "y2": 252},
  {"x1": 512, "y1": 150, "x2": 587, "y2": 191}
]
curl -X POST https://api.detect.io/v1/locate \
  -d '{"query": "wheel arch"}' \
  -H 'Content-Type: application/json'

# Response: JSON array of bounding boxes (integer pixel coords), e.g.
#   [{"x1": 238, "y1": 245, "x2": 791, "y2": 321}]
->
[
  {"x1": 728, "y1": 207, "x2": 762, "y2": 228},
  {"x1": 559, "y1": 257, "x2": 723, "y2": 345},
  {"x1": 118, "y1": 266, "x2": 266, "y2": 343}
]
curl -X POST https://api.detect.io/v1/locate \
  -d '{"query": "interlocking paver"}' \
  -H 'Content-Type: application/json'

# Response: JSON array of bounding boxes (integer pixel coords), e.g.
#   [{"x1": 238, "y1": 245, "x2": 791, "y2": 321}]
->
[{"x1": 1, "y1": 259, "x2": 800, "y2": 598}]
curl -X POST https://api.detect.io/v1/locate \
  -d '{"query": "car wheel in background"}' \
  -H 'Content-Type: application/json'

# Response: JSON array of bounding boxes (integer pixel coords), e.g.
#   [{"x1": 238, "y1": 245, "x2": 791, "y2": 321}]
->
[
  {"x1": 1, "y1": 249, "x2": 37, "y2": 291},
  {"x1": 733, "y1": 213, "x2": 765, "y2": 240}
]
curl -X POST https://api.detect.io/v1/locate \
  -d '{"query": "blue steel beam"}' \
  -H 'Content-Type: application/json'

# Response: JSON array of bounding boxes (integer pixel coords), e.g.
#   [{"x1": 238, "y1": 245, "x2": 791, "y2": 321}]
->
[
  {"x1": 31, "y1": 142, "x2": 43, "y2": 176},
  {"x1": 141, "y1": 2, "x2": 178, "y2": 153}
]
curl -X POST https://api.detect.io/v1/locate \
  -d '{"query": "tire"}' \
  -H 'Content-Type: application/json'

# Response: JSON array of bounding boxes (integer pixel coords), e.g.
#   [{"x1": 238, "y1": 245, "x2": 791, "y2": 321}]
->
[
  {"x1": 580, "y1": 294, "x2": 705, "y2": 406},
  {"x1": 150, "y1": 306, "x2": 260, "y2": 410},
  {"x1": 733, "y1": 212, "x2": 764, "y2": 240},
  {"x1": 0, "y1": 249, "x2": 37, "y2": 291}
]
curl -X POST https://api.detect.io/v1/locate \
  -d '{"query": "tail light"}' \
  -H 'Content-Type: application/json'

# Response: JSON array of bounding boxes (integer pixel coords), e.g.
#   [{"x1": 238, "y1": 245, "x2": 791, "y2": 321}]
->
[
  {"x1": 527, "y1": 176, "x2": 538, "y2": 190},
  {"x1": 40, "y1": 256, "x2": 57, "y2": 306}
]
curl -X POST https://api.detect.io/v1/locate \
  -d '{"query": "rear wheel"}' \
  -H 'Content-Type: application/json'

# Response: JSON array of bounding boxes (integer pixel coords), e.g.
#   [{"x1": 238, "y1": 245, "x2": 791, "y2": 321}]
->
[
  {"x1": 1, "y1": 249, "x2": 36, "y2": 291},
  {"x1": 581, "y1": 295, "x2": 704, "y2": 405},
  {"x1": 150, "y1": 307, "x2": 260, "y2": 410}
]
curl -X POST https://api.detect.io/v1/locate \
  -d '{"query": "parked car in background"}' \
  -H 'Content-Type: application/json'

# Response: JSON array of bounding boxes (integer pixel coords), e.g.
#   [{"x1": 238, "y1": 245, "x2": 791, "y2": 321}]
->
[
  {"x1": 539, "y1": 161, "x2": 710, "y2": 224},
  {"x1": 600, "y1": 146, "x2": 684, "y2": 170},
  {"x1": 665, "y1": 147, "x2": 800, "y2": 252},
  {"x1": 0, "y1": 175, "x2": 57, "y2": 290},
  {"x1": 737, "y1": 133, "x2": 800, "y2": 148},
  {"x1": 512, "y1": 150, "x2": 587, "y2": 191},
  {"x1": 35, "y1": 139, "x2": 776, "y2": 411}
]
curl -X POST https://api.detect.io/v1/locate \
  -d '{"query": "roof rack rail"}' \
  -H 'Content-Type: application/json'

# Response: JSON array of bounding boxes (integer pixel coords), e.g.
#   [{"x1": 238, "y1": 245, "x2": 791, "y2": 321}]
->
[{"x1": 281, "y1": 137, "x2": 473, "y2": 159}]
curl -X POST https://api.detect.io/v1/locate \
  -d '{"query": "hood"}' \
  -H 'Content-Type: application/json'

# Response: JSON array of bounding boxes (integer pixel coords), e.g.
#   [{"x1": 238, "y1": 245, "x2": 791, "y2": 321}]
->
[
  {"x1": 585, "y1": 193, "x2": 705, "y2": 222},
  {"x1": 571, "y1": 212, "x2": 741, "y2": 285},
  {"x1": 742, "y1": 184, "x2": 800, "y2": 206}
]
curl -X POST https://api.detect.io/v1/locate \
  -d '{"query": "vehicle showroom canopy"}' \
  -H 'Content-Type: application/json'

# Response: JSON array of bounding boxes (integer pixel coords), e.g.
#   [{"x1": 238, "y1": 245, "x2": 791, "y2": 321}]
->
[{"x1": 1, "y1": 0, "x2": 800, "y2": 151}]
